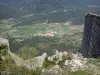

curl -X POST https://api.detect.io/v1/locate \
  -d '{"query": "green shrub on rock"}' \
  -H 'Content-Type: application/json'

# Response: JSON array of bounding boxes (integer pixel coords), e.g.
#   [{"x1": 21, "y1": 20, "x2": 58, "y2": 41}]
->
[
  {"x1": 0, "y1": 44, "x2": 8, "y2": 56},
  {"x1": 43, "y1": 57, "x2": 56, "y2": 68}
]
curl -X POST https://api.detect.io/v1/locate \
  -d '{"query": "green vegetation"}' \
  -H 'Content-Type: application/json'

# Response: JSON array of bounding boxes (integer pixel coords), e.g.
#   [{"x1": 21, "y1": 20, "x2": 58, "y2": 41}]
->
[
  {"x1": 43, "y1": 58, "x2": 56, "y2": 68},
  {"x1": 0, "y1": 43, "x2": 100, "y2": 75},
  {"x1": 87, "y1": 58, "x2": 100, "y2": 66},
  {"x1": 0, "y1": 44, "x2": 8, "y2": 73},
  {"x1": 87, "y1": 58, "x2": 100, "y2": 63},
  {"x1": 16, "y1": 45, "x2": 39, "y2": 60},
  {"x1": 67, "y1": 70, "x2": 93, "y2": 75},
  {"x1": 0, "y1": 44, "x2": 42, "y2": 75},
  {"x1": 0, "y1": 44, "x2": 8, "y2": 56},
  {"x1": 10, "y1": 24, "x2": 83, "y2": 55},
  {"x1": 0, "y1": 0, "x2": 100, "y2": 75},
  {"x1": 58, "y1": 53, "x2": 73, "y2": 68}
]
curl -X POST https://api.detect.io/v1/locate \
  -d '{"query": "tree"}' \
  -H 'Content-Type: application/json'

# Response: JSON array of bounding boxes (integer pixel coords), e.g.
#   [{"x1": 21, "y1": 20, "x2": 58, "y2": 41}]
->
[{"x1": 16, "y1": 45, "x2": 39, "y2": 59}]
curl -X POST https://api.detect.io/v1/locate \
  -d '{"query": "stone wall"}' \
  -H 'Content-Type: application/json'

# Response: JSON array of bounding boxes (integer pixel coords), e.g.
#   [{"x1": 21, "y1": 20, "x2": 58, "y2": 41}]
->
[{"x1": 82, "y1": 13, "x2": 100, "y2": 58}]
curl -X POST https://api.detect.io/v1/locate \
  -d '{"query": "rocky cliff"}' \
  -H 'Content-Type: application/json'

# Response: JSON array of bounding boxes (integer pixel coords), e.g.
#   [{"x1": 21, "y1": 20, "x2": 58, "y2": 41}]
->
[
  {"x1": 82, "y1": 13, "x2": 100, "y2": 58},
  {"x1": 1, "y1": 37, "x2": 100, "y2": 75}
]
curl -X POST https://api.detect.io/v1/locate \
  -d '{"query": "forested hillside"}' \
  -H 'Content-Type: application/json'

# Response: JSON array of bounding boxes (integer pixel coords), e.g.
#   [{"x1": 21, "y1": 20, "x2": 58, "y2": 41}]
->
[{"x1": 0, "y1": 0, "x2": 100, "y2": 24}]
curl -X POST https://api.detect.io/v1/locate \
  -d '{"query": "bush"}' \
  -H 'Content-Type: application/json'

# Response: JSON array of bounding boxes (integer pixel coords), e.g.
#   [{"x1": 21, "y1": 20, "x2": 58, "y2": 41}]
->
[
  {"x1": 43, "y1": 57, "x2": 56, "y2": 68},
  {"x1": 0, "y1": 44, "x2": 8, "y2": 56},
  {"x1": 0, "y1": 44, "x2": 8, "y2": 73},
  {"x1": 16, "y1": 45, "x2": 39, "y2": 59}
]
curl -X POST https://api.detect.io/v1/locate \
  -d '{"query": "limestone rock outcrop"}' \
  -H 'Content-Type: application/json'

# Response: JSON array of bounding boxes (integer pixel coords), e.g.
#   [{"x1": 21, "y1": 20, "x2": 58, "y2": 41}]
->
[
  {"x1": 25, "y1": 53, "x2": 47, "y2": 69},
  {"x1": 0, "y1": 37, "x2": 10, "y2": 53}
]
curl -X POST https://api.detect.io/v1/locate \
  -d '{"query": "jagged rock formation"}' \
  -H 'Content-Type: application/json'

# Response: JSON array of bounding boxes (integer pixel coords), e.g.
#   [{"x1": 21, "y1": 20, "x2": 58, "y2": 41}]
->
[
  {"x1": 0, "y1": 37, "x2": 47, "y2": 69},
  {"x1": 24, "y1": 53, "x2": 47, "y2": 69},
  {"x1": 1, "y1": 38, "x2": 100, "y2": 75},
  {"x1": 9, "y1": 52, "x2": 47, "y2": 69},
  {"x1": 82, "y1": 13, "x2": 100, "y2": 58}
]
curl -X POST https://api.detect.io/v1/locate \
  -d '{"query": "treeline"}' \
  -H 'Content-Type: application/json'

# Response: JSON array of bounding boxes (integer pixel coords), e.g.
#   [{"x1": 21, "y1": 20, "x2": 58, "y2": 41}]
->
[{"x1": 9, "y1": 36, "x2": 81, "y2": 57}]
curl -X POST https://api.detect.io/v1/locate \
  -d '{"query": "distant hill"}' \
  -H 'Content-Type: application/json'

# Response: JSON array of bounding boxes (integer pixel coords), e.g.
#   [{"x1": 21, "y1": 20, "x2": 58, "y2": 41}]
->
[{"x1": 0, "y1": 0, "x2": 100, "y2": 24}]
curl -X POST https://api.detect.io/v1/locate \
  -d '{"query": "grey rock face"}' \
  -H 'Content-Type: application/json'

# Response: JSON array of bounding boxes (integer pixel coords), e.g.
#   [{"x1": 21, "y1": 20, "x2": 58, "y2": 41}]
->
[
  {"x1": 25, "y1": 53, "x2": 47, "y2": 69},
  {"x1": 82, "y1": 13, "x2": 94, "y2": 57},
  {"x1": 89, "y1": 15, "x2": 100, "y2": 58},
  {"x1": 82, "y1": 13, "x2": 100, "y2": 58}
]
